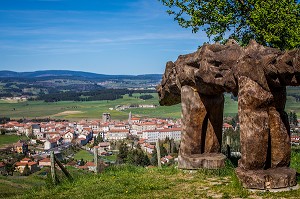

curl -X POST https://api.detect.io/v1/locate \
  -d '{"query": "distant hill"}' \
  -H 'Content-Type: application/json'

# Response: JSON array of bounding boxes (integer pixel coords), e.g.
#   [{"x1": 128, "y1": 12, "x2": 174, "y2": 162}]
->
[{"x1": 0, "y1": 70, "x2": 162, "y2": 81}]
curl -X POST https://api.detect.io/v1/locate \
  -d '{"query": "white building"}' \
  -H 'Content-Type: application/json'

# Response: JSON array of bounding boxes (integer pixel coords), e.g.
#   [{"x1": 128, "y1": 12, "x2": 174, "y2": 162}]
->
[
  {"x1": 132, "y1": 122, "x2": 156, "y2": 132},
  {"x1": 105, "y1": 129, "x2": 129, "y2": 140},
  {"x1": 142, "y1": 128, "x2": 181, "y2": 143}
]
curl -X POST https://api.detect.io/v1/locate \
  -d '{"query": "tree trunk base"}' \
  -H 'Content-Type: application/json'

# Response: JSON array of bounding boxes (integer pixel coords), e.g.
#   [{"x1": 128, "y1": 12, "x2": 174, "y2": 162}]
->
[
  {"x1": 178, "y1": 153, "x2": 226, "y2": 169},
  {"x1": 236, "y1": 167, "x2": 297, "y2": 190}
]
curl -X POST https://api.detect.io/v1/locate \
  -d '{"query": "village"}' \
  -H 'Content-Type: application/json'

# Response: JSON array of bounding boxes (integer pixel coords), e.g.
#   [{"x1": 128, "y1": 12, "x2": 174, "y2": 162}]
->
[
  {"x1": 0, "y1": 112, "x2": 184, "y2": 175},
  {"x1": 0, "y1": 111, "x2": 299, "y2": 177}
]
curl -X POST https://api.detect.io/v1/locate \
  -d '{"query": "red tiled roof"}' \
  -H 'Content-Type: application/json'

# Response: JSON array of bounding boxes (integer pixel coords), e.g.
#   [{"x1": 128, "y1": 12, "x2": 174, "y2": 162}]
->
[
  {"x1": 39, "y1": 158, "x2": 51, "y2": 163},
  {"x1": 158, "y1": 128, "x2": 181, "y2": 132},
  {"x1": 223, "y1": 123, "x2": 233, "y2": 128},
  {"x1": 109, "y1": 129, "x2": 129, "y2": 133},
  {"x1": 16, "y1": 162, "x2": 37, "y2": 166},
  {"x1": 131, "y1": 118, "x2": 140, "y2": 120},
  {"x1": 85, "y1": 162, "x2": 95, "y2": 167},
  {"x1": 21, "y1": 158, "x2": 31, "y2": 162},
  {"x1": 99, "y1": 142, "x2": 110, "y2": 147}
]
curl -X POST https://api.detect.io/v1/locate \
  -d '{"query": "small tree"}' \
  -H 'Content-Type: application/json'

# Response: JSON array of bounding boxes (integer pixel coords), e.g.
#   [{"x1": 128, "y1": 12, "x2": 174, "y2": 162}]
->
[
  {"x1": 150, "y1": 148, "x2": 158, "y2": 166},
  {"x1": 5, "y1": 163, "x2": 14, "y2": 176},
  {"x1": 22, "y1": 164, "x2": 31, "y2": 176},
  {"x1": 126, "y1": 148, "x2": 150, "y2": 167},
  {"x1": 117, "y1": 141, "x2": 129, "y2": 164},
  {"x1": 292, "y1": 112, "x2": 298, "y2": 126}
]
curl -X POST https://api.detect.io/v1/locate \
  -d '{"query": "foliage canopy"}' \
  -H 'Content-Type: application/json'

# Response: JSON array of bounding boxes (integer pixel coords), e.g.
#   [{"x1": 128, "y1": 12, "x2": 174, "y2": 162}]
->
[{"x1": 159, "y1": 0, "x2": 300, "y2": 49}]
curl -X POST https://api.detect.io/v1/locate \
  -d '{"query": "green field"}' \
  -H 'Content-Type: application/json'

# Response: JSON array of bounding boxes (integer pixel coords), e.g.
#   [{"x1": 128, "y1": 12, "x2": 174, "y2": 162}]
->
[
  {"x1": 73, "y1": 150, "x2": 93, "y2": 162},
  {"x1": 0, "y1": 135, "x2": 28, "y2": 147},
  {"x1": 0, "y1": 93, "x2": 238, "y2": 121},
  {"x1": 2, "y1": 90, "x2": 300, "y2": 121}
]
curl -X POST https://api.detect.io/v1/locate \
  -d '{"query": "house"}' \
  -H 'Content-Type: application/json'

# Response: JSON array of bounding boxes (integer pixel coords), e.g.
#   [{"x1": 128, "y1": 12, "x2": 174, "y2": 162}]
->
[
  {"x1": 98, "y1": 142, "x2": 110, "y2": 154},
  {"x1": 105, "y1": 129, "x2": 129, "y2": 140},
  {"x1": 15, "y1": 158, "x2": 39, "y2": 174},
  {"x1": 76, "y1": 138, "x2": 87, "y2": 146},
  {"x1": 63, "y1": 131, "x2": 74, "y2": 143},
  {"x1": 14, "y1": 140, "x2": 28, "y2": 154},
  {"x1": 45, "y1": 132, "x2": 61, "y2": 140},
  {"x1": 82, "y1": 129, "x2": 93, "y2": 139},
  {"x1": 158, "y1": 128, "x2": 181, "y2": 141},
  {"x1": 85, "y1": 161, "x2": 96, "y2": 172},
  {"x1": 32, "y1": 124, "x2": 41, "y2": 136},
  {"x1": 291, "y1": 135, "x2": 300, "y2": 145},
  {"x1": 132, "y1": 122, "x2": 157, "y2": 132},
  {"x1": 39, "y1": 158, "x2": 51, "y2": 167},
  {"x1": 223, "y1": 123, "x2": 233, "y2": 131},
  {"x1": 142, "y1": 143, "x2": 155, "y2": 154},
  {"x1": 99, "y1": 123, "x2": 109, "y2": 132},
  {"x1": 77, "y1": 130, "x2": 93, "y2": 145},
  {"x1": 35, "y1": 131, "x2": 45, "y2": 140},
  {"x1": 24, "y1": 125, "x2": 32, "y2": 137},
  {"x1": 130, "y1": 117, "x2": 140, "y2": 124},
  {"x1": 110, "y1": 123, "x2": 127, "y2": 130},
  {"x1": 44, "y1": 138, "x2": 59, "y2": 150},
  {"x1": 89, "y1": 121, "x2": 100, "y2": 131},
  {"x1": 161, "y1": 155, "x2": 174, "y2": 164},
  {"x1": 77, "y1": 161, "x2": 96, "y2": 171}
]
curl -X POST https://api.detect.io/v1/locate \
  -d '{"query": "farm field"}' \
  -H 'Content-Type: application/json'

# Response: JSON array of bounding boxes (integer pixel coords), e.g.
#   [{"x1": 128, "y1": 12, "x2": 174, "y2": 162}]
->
[
  {"x1": 1, "y1": 90, "x2": 300, "y2": 121},
  {"x1": 0, "y1": 135, "x2": 28, "y2": 147},
  {"x1": 0, "y1": 93, "x2": 238, "y2": 121}
]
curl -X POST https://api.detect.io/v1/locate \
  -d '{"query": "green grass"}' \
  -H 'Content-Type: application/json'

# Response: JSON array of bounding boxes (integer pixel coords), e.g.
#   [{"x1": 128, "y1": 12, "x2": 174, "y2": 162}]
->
[
  {"x1": 0, "y1": 168, "x2": 47, "y2": 198},
  {"x1": 101, "y1": 154, "x2": 117, "y2": 162},
  {"x1": 20, "y1": 159, "x2": 300, "y2": 199},
  {"x1": 73, "y1": 150, "x2": 93, "y2": 162},
  {"x1": 0, "y1": 93, "x2": 239, "y2": 121},
  {"x1": 1, "y1": 147, "x2": 299, "y2": 198},
  {"x1": 291, "y1": 146, "x2": 300, "y2": 173},
  {"x1": 223, "y1": 93, "x2": 238, "y2": 117},
  {"x1": 1, "y1": 88, "x2": 300, "y2": 120},
  {"x1": 0, "y1": 135, "x2": 28, "y2": 147},
  {"x1": 0, "y1": 166, "x2": 93, "y2": 199}
]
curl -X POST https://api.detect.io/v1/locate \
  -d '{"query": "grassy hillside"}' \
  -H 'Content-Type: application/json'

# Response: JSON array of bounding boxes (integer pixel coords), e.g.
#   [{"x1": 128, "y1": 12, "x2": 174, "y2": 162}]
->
[
  {"x1": 0, "y1": 166, "x2": 91, "y2": 199},
  {"x1": 21, "y1": 153, "x2": 300, "y2": 199},
  {"x1": 0, "y1": 147, "x2": 299, "y2": 198}
]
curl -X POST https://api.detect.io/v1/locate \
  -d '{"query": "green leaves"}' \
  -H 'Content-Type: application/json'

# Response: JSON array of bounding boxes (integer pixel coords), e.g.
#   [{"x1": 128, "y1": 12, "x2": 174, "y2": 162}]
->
[
  {"x1": 159, "y1": 0, "x2": 300, "y2": 49},
  {"x1": 249, "y1": 0, "x2": 300, "y2": 49}
]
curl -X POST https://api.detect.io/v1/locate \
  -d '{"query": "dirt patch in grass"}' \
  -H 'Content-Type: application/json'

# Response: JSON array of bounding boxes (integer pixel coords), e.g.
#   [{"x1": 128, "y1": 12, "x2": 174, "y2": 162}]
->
[{"x1": 52, "y1": 111, "x2": 84, "y2": 117}]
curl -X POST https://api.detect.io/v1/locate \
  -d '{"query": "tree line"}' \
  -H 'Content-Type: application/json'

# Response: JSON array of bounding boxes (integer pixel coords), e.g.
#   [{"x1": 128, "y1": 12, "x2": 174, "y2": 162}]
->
[{"x1": 31, "y1": 89, "x2": 156, "y2": 102}]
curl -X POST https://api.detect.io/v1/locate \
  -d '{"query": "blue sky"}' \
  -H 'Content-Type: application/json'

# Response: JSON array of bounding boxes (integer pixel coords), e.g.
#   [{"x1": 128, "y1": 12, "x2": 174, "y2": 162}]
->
[{"x1": 0, "y1": 0, "x2": 207, "y2": 75}]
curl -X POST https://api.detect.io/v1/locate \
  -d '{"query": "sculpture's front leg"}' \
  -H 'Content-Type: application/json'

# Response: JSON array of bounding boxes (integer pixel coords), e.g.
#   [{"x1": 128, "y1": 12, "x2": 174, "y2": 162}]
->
[{"x1": 178, "y1": 85, "x2": 225, "y2": 169}]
